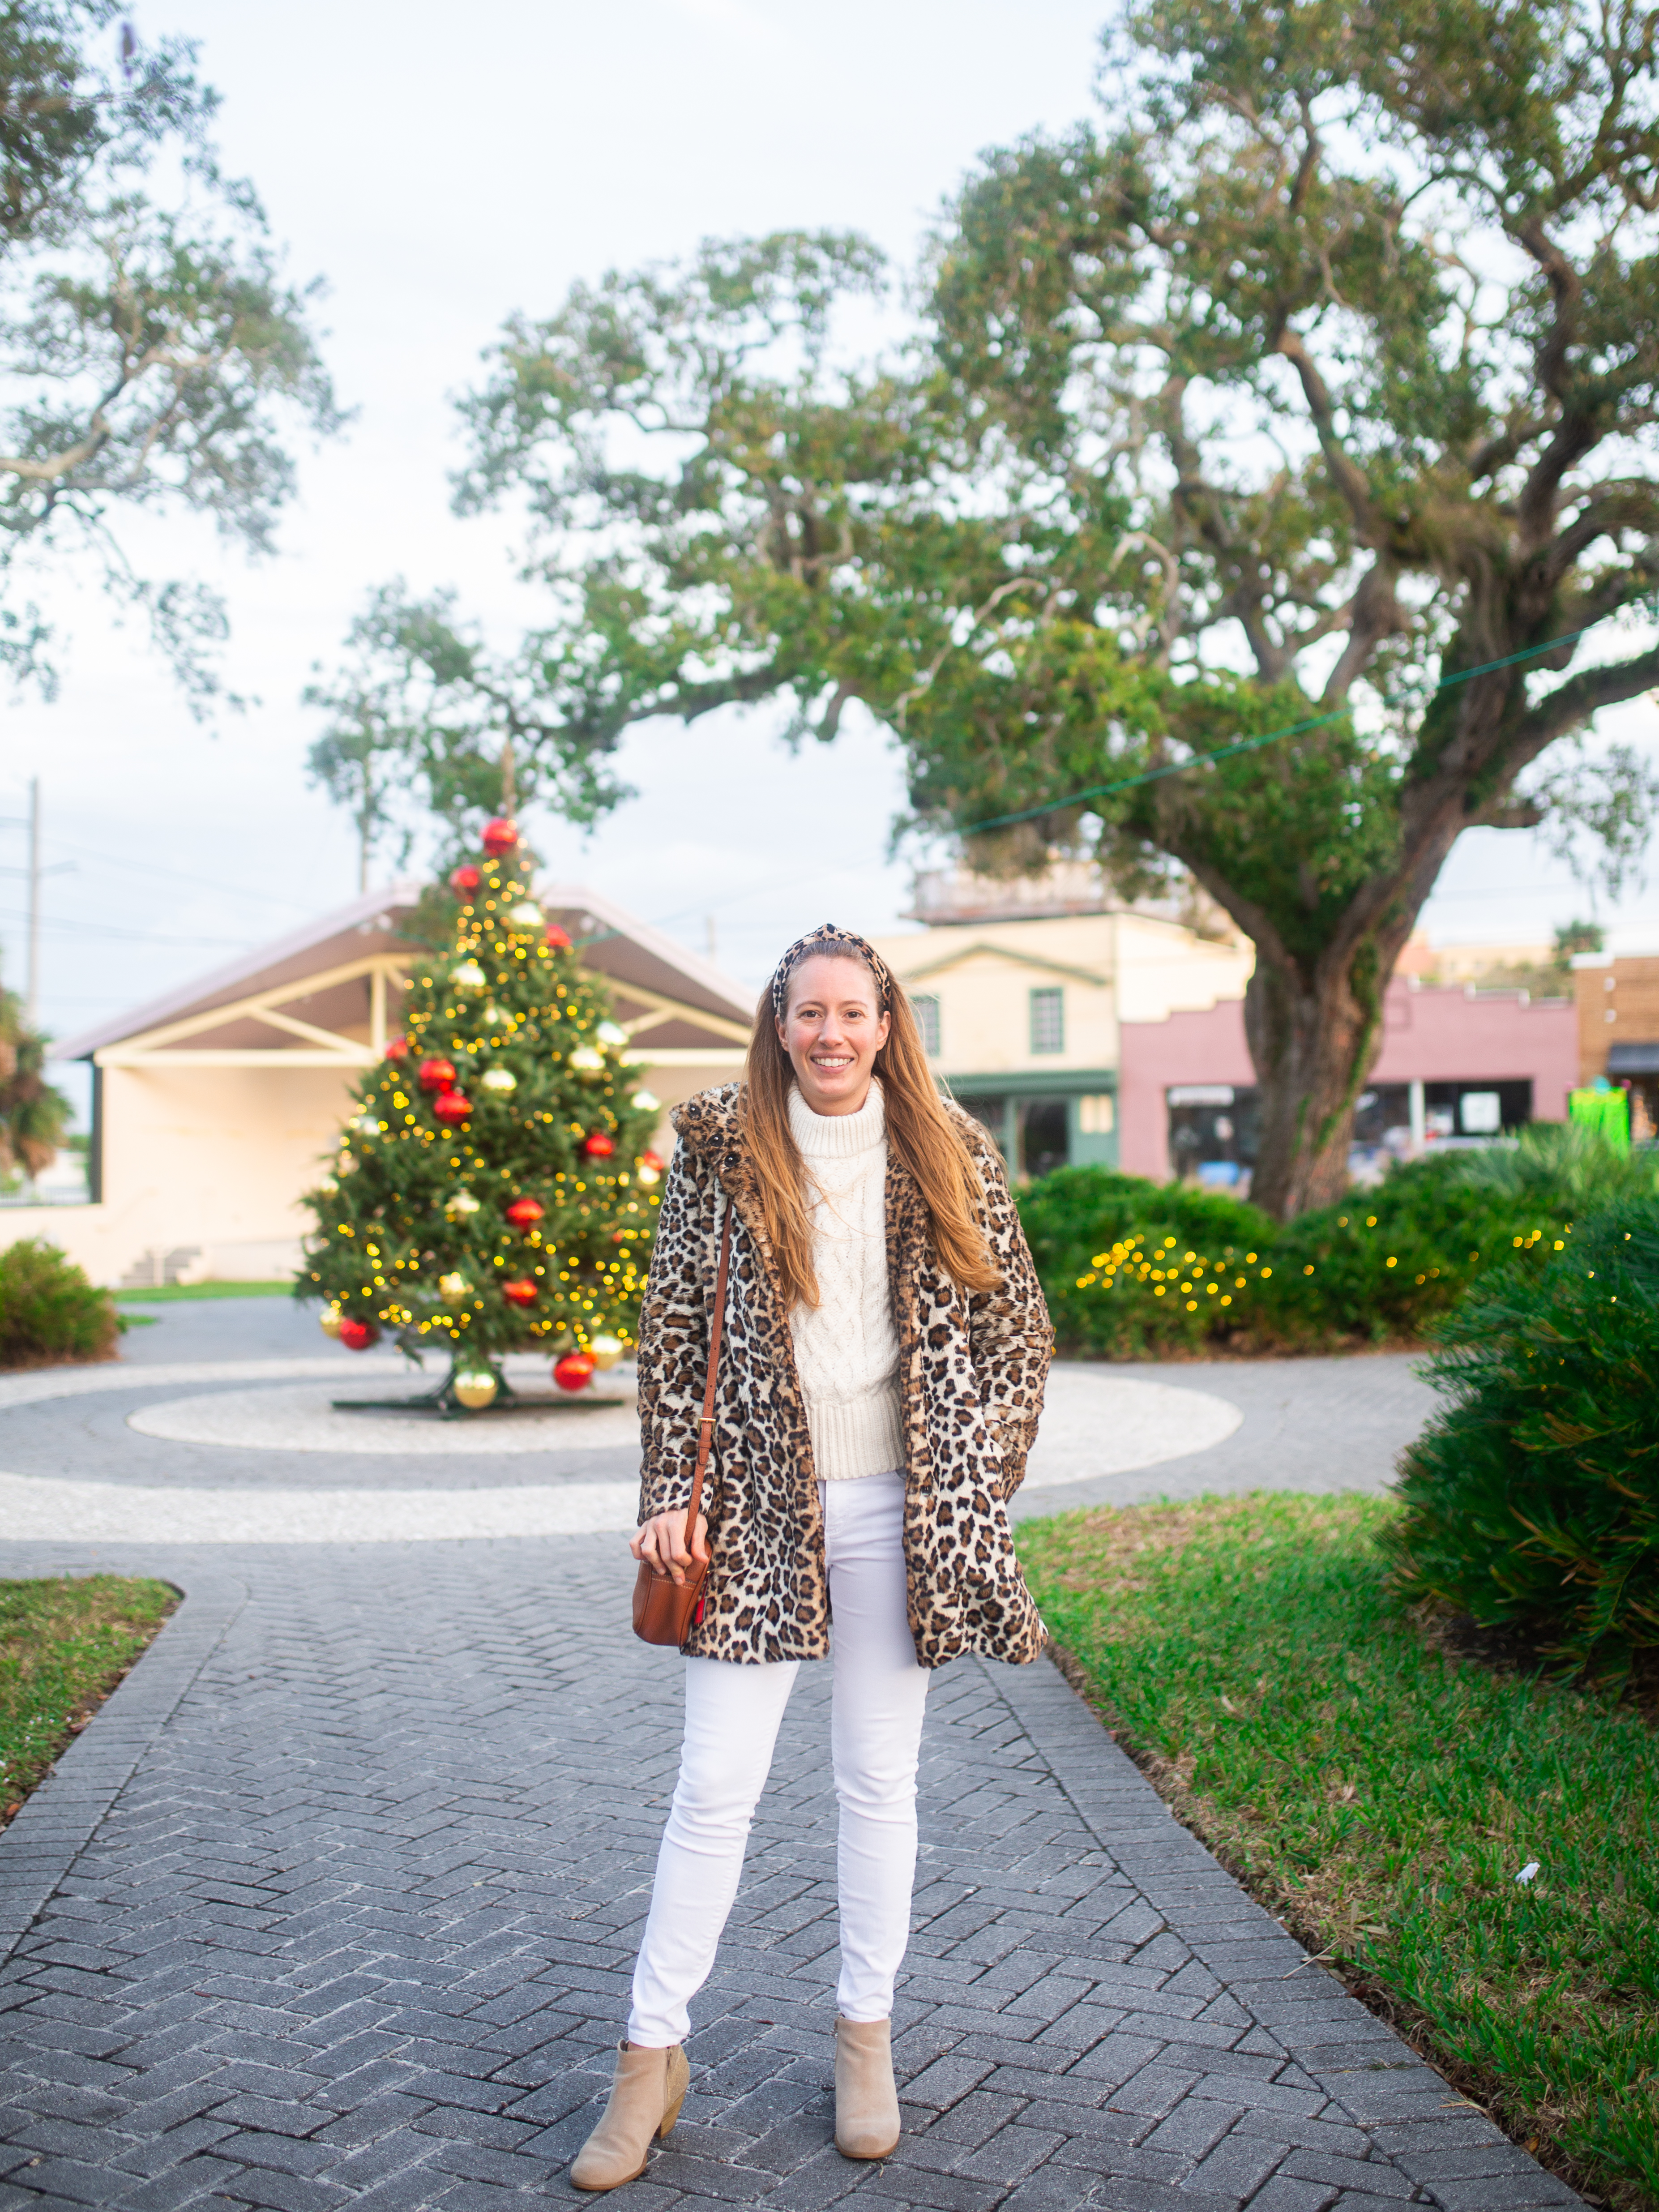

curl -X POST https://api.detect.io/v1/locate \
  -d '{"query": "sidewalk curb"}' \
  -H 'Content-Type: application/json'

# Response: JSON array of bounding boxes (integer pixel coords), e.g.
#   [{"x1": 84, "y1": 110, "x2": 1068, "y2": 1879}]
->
[
  {"x1": 0, "y1": 1562, "x2": 247, "y2": 1965},
  {"x1": 984, "y1": 1652, "x2": 1586, "y2": 2210}
]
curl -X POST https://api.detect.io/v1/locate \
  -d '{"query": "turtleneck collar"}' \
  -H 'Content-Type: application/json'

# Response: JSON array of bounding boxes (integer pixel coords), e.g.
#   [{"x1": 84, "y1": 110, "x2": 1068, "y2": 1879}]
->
[{"x1": 787, "y1": 1076, "x2": 886, "y2": 1158}]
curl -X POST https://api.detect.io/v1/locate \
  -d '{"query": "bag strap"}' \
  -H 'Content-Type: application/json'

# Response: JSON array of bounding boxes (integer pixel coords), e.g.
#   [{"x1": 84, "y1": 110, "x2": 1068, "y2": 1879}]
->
[{"x1": 684, "y1": 1200, "x2": 735, "y2": 1538}]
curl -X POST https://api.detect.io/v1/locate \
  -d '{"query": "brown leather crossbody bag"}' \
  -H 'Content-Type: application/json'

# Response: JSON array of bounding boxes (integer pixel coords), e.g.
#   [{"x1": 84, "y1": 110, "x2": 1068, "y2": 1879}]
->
[{"x1": 631, "y1": 1203, "x2": 735, "y2": 1650}]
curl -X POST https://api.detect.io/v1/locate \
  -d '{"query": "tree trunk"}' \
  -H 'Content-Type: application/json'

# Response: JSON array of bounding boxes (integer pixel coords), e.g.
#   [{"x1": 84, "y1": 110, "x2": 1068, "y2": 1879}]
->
[{"x1": 1244, "y1": 939, "x2": 1389, "y2": 1219}]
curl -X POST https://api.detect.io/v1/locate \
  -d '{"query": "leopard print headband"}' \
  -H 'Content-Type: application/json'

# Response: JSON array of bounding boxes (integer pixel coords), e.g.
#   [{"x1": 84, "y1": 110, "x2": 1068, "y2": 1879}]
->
[{"x1": 770, "y1": 923, "x2": 894, "y2": 1019}]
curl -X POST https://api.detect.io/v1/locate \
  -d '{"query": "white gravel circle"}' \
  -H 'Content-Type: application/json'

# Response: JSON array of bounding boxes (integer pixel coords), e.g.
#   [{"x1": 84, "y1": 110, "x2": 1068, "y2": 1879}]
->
[
  {"x1": 1022, "y1": 1368, "x2": 1240, "y2": 1488},
  {"x1": 0, "y1": 1359, "x2": 1241, "y2": 1541},
  {"x1": 127, "y1": 1380, "x2": 641, "y2": 1456},
  {"x1": 120, "y1": 1363, "x2": 1239, "y2": 1475}
]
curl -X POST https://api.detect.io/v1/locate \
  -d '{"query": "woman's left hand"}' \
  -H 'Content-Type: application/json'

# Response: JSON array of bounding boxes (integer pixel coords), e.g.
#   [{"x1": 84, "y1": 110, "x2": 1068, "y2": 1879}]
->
[{"x1": 631, "y1": 1507, "x2": 710, "y2": 1584}]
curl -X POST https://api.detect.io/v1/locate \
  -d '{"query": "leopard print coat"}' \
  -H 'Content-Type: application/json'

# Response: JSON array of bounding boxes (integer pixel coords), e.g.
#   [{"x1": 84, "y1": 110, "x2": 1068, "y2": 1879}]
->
[{"x1": 635, "y1": 1082, "x2": 1052, "y2": 1669}]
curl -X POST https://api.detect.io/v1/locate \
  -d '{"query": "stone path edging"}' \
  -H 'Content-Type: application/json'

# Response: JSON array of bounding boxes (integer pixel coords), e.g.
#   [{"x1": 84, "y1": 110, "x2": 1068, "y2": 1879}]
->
[
  {"x1": 0, "y1": 1542, "x2": 1585, "y2": 2210},
  {"x1": 982, "y1": 1656, "x2": 1544, "y2": 2204},
  {"x1": 0, "y1": 1568, "x2": 246, "y2": 1961}
]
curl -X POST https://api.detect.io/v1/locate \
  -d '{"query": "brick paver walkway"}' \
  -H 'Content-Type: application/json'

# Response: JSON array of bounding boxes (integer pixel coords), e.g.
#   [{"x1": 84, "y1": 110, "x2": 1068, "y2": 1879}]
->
[{"x1": 0, "y1": 1533, "x2": 1581, "y2": 2212}]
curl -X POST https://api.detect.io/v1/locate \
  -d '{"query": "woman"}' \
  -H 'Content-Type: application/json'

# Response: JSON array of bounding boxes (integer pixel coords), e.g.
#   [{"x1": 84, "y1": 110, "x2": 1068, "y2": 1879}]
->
[{"x1": 572, "y1": 923, "x2": 1052, "y2": 2191}]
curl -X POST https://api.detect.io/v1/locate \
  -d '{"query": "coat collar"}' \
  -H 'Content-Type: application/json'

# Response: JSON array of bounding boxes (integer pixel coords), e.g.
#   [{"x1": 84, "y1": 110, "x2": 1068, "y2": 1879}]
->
[
  {"x1": 670, "y1": 1081, "x2": 753, "y2": 1198},
  {"x1": 672, "y1": 1078, "x2": 927, "y2": 1241}
]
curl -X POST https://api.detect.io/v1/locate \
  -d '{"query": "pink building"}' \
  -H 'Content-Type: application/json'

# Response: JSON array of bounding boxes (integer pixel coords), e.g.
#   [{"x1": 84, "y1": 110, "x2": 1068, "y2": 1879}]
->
[{"x1": 1118, "y1": 977, "x2": 1578, "y2": 1186}]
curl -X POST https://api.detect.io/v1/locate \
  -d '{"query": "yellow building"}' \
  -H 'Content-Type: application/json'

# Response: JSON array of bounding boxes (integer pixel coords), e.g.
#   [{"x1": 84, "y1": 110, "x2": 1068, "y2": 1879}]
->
[
  {"x1": 869, "y1": 870, "x2": 1254, "y2": 1180},
  {"x1": 7, "y1": 883, "x2": 752, "y2": 1288}
]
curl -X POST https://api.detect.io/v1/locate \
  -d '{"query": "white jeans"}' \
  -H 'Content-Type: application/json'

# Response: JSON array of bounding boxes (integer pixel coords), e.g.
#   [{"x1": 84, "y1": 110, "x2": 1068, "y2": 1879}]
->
[{"x1": 627, "y1": 1472, "x2": 930, "y2": 2045}]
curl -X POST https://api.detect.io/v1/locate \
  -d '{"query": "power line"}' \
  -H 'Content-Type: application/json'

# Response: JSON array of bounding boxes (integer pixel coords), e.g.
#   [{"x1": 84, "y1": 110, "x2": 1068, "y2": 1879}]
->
[
  {"x1": 0, "y1": 904, "x2": 257, "y2": 950},
  {"x1": 39, "y1": 838, "x2": 316, "y2": 913},
  {"x1": 962, "y1": 611, "x2": 1657, "y2": 836}
]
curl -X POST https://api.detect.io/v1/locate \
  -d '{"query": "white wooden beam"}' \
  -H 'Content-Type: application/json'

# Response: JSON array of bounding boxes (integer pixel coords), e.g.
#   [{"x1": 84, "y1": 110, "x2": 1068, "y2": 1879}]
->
[{"x1": 96, "y1": 1048, "x2": 379, "y2": 1069}]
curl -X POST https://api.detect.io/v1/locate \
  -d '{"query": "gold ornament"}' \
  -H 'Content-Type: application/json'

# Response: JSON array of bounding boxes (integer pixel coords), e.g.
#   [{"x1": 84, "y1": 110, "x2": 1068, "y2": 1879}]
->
[
  {"x1": 444, "y1": 1190, "x2": 480, "y2": 1219},
  {"x1": 482, "y1": 1002, "x2": 508, "y2": 1027},
  {"x1": 630, "y1": 1088, "x2": 660, "y2": 1112},
  {"x1": 479, "y1": 1066, "x2": 517, "y2": 1093},
  {"x1": 319, "y1": 1309, "x2": 343, "y2": 1340},
  {"x1": 451, "y1": 1366, "x2": 499, "y2": 1410},
  {"x1": 636, "y1": 1164, "x2": 662, "y2": 1187},
  {"x1": 569, "y1": 1044, "x2": 603, "y2": 1071},
  {"x1": 438, "y1": 1271, "x2": 470, "y2": 1301},
  {"x1": 505, "y1": 901, "x2": 543, "y2": 930},
  {"x1": 587, "y1": 1333, "x2": 624, "y2": 1370},
  {"x1": 451, "y1": 959, "x2": 487, "y2": 990}
]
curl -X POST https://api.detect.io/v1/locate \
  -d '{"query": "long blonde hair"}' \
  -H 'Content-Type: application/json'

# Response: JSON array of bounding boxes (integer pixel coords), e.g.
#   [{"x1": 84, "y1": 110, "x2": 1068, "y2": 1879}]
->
[{"x1": 742, "y1": 954, "x2": 1001, "y2": 1308}]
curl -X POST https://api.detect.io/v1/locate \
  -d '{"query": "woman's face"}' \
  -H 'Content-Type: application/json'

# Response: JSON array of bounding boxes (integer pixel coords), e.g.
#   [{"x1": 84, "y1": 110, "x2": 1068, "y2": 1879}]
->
[{"x1": 777, "y1": 954, "x2": 891, "y2": 1117}]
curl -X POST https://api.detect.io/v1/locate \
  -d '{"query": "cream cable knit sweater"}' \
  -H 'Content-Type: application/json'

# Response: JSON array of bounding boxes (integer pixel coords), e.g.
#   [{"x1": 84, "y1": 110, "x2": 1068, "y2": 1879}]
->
[{"x1": 786, "y1": 1079, "x2": 904, "y2": 1480}]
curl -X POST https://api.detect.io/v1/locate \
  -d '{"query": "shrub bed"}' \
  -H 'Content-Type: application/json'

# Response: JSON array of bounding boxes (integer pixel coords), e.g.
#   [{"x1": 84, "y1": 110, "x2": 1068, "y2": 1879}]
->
[
  {"x1": 0, "y1": 1237, "x2": 120, "y2": 1369},
  {"x1": 1019, "y1": 1124, "x2": 1656, "y2": 1357},
  {"x1": 1022, "y1": 1493, "x2": 1659, "y2": 2212},
  {"x1": 1386, "y1": 1194, "x2": 1659, "y2": 1676}
]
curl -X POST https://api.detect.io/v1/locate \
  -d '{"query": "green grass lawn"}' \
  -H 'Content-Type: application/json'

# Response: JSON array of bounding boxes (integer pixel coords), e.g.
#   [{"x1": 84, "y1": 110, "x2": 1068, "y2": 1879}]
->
[
  {"x1": 112, "y1": 1280, "x2": 294, "y2": 1303},
  {"x1": 1021, "y1": 1493, "x2": 1659, "y2": 2212},
  {"x1": 0, "y1": 1577, "x2": 179, "y2": 1823}
]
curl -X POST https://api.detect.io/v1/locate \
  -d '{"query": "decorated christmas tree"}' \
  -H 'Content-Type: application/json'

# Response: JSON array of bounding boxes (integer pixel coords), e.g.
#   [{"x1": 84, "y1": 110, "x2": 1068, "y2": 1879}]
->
[{"x1": 298, "y1": 817, "x2": 664, "y2": 1412}]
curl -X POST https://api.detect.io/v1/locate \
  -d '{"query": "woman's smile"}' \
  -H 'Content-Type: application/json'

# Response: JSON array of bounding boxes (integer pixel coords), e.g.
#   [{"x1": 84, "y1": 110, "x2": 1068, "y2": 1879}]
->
[{"x1": 778, "y1": 954, "x2": 892, "y2": 1116}]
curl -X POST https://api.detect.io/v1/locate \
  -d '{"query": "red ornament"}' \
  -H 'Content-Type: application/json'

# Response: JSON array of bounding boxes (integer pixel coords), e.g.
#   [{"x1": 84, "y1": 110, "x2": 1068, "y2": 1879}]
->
[
  {"x1": 482, "y1": 817, "x2": 518, "y2": 856},
  {"x1": 384, "y1": 1035, "x2": 409, "y2": 1061},
  {"x1": 505, "y1": 1197, "x2": 545, "y2": 1228},
  {"x1": 338, "y1": 1318, "x2": 380, "y2": 1352},
  {"x1": 419, "y1": 1057, "x2": 457, "y2": 1092},
  {"x1": 502, "y1": 1277, "x2": 539, "y2": 1307},
  {"x1": 638, "y1": 1150, "x2": 664, "y2": 1173},
  {"x1": 545, "y1": 922, "x2": 572, "y2": 950},
  {"x1": 584, "y1": 1130, "x2": 615, "y2": 1158},
  {"x1": 449, "y1": 863, "x2": 481, "y2": 895},
  {"x1": 553, "y1": 1351, "x2": 597, "y2": 1393},
  {"x1": 434, "y1": 1090, "x2": 473, "y2": 1123}
]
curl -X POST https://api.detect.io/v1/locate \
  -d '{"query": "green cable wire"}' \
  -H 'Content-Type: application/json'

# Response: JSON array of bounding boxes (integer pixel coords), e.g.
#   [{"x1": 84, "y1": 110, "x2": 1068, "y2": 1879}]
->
[
  {"x1": 563, "y1": 596, "x2": 1656, "y2": 951},
  {"x1": 961, "y1": 605, "x2": 1652, "y2": 837}
]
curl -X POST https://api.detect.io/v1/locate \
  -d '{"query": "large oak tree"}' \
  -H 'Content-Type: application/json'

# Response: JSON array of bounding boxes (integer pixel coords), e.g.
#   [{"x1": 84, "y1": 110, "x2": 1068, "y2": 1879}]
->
[
  {"x1": 400, "y1": 0, "x2": 1659, "y2": 1214},
  {"x1": 1, "y1": 0, "x2": 339, "y2": 707}
]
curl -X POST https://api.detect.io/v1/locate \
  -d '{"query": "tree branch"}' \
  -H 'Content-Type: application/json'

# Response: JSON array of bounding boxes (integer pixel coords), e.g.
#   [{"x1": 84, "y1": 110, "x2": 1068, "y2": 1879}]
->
[
  {"x1": 1320, "y1": 559, "x2": 1401, "y2": 703},
  {"x1": 1271, "y1": 328, "x2": 1382, "y2": 541},
  {"x1": 1511, "y1": 644, "x2": 1659, "y2": 755}
]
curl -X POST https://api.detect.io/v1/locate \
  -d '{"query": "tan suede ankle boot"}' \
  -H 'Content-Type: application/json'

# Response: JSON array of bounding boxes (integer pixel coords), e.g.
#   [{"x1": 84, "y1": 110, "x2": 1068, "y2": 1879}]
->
[
  {"x1": 834, "y1": 2015, "x2": 900, "y2": 2160},
  {"x1": 570, "y1": 2040, "x2": 690, "y2": 2191}
]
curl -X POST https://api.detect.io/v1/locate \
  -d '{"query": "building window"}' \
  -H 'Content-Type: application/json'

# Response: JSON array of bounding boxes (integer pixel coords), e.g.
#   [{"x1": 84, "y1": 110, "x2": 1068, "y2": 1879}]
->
[
  {"x1": 1167, "y1": 1084, "x2": 1261, "y2": 1192},
  {"x1": 1423, "y1": 1078, "x2": 1532, "y2": 1139},
  {"x1": 1018, "y1": 1098, "x2": 1069, "y2": 1178},
  {"x1": 951, "y1": 1094, "x2": 1072, "y2": 1180},
  {"x1": 956, "y1": 1095, "x2": 1012, "y2": 1165},
  {"x1": 1077, "y1": 1094, "x2": 1114, "y2": 1136},
  {"x1": 911, "y1": 993, "x2": 941, "y2": 1056},
  {"x1": 1029, "y1": 987, "x2": 1065, "y2": 1054}
]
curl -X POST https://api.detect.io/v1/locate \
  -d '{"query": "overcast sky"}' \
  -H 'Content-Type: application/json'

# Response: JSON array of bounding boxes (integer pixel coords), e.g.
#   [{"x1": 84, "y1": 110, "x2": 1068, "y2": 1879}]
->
[{"x1": 5, "y1": 0, "x2": 1657, "y2": 1118}]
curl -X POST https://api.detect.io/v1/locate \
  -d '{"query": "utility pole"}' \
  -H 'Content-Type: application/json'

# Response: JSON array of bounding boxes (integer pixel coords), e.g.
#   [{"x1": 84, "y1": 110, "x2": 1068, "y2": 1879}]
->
[{"x1": 26, "y1": 777, "x2": 39, "y2": 1024}]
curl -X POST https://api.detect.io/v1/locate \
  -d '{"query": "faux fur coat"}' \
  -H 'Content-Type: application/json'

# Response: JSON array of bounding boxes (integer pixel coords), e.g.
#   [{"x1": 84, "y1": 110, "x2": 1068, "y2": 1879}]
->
[{"x1": 634, "y1": 1081, "x2": 1052, "y2": 1669}]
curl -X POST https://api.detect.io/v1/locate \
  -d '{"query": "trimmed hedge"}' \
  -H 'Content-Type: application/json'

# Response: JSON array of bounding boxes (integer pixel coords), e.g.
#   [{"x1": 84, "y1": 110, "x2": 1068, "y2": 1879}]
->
[
  {"x1": 0, "y1": 1239, "x2": 120, "y2": 1369},
  {"x1": 1019, "y1": 1122, "x2": 1657, "y2": 1357},
  {"x1": 1384, "y1": 1195, "x2": 1659, "y2": 1674}
]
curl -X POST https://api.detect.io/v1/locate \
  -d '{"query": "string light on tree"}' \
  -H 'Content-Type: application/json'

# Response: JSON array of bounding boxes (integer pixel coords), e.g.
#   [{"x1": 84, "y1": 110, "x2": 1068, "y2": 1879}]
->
[{"x1": 298, "y1": 825, "x2": 663, "y2": 1413}]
